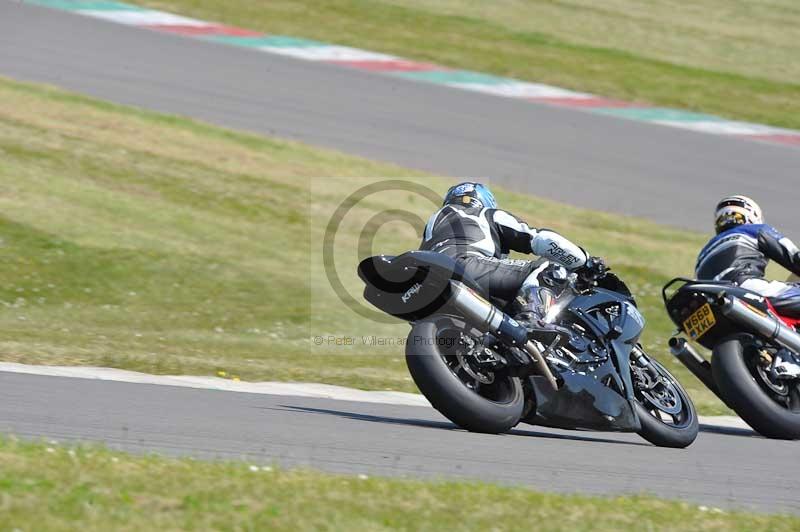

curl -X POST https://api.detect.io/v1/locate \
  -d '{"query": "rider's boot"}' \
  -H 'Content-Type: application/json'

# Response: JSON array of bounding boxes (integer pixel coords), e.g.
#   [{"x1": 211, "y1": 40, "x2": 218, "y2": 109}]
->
[
  {"x1": 513, "y1": 262, "x2": 567, "y2": 329},
  {"x1": 771, "y1": 349, "x2": 800, "y2": 380},
  {"x1": 513, "y1": 286, "x2": 561, "y2": 343}
]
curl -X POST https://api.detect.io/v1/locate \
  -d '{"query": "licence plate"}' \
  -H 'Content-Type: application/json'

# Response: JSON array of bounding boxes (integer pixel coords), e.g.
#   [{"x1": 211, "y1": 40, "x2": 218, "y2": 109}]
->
[{"x1": 683, "y1": 303, "x2": 716, "y2": 340}]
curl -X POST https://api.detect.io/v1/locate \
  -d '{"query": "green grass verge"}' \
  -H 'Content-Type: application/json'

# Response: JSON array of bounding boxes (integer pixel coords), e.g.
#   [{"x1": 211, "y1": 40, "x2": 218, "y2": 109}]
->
[
  {"x1": 1, "y1": 437, "x2": 798, "y2": 530},
  {"x1": 0, "y1": 75, "x2": 746, "y2": 414},
  {"x1": 138, "y1": 0, "x2": 800, "y2": 130}
]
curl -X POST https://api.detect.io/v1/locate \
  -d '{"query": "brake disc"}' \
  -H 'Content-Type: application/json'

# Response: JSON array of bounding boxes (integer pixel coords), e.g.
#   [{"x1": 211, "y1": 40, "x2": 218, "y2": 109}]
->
[
  {"x1": 456, "y1": 350, "x2": 495, "y2": 385},
  {"x1": 642, "y1": 379, "x2": 683, "y2": 415},
  {"x1": 634, "y1": 365, "x2": 682, "y2": 415}
]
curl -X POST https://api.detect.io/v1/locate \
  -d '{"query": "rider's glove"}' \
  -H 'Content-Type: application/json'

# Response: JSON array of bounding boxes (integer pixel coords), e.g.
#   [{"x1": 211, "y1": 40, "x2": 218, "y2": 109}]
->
[{"x1": 578, "y1": 256, "x2": 607, "y2": 283}]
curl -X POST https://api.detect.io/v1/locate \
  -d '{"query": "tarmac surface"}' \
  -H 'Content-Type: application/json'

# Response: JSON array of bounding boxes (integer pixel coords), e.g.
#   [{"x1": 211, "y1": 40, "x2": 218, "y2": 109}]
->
[
  {"x1": 1, "y1": 371, "x2": 798, "y2": 514},
  {"x1": 2, "y1": 1, "x2": 800, "y2": 233},
  {"x1": 1, "y1": 2, "x2": 799, "y2": 513}
]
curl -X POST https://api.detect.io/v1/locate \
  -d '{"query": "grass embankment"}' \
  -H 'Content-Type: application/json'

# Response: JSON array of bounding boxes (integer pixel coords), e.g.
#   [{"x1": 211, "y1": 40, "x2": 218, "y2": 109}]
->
[
  {"x1": 1, "y1": 438, "x2": 797, "y2": 531},
  {"x1": 139, "y1": 0, "x2": 800, "y2": 130},
  {"x1": 0, "y1": 76, "x2": 735, "y2": 412}
]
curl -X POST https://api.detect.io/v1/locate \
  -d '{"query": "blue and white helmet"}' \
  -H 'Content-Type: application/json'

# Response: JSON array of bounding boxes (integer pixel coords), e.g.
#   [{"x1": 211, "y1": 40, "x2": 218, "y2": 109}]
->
[
  {"x1": 443, "y1": 182, "x2": 497, "y2": 209},
  {"x1": 714, "y1": 195, "x2": 763, "y2": 234}
]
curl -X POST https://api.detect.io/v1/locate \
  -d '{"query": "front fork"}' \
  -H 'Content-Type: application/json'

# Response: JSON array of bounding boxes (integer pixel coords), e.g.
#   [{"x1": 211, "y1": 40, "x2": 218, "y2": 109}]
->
[{"x1": 631, "y1": 345, "x2": 660, "y2": 381}]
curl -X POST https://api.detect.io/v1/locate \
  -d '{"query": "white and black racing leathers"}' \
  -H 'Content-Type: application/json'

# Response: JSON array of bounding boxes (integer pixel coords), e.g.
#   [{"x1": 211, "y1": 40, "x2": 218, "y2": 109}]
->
[
  {"x1": 419, "y1": 203, "x2": 587, "y2": 301},
  {"x1": 695, "y1": 223, "x2": 800, "y2": 315}
]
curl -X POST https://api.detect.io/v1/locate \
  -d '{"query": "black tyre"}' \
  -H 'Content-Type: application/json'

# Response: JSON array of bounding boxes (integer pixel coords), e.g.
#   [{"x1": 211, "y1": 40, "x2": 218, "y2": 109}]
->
[
  {"x1": 633, "y1": 357, "x2": 699, "y2": 448},
  {"x1": 406, "y1": 316, "x2": 524, "y2": 434},
  {"x1": 712, "y1": 338, "x2": 800, "y2": 439}
]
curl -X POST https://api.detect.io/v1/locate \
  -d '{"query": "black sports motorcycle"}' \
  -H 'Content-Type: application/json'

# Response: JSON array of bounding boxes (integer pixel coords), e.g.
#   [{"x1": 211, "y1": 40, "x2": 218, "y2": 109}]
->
[
  {"x1": 664, "y1": 278, "x2": 800, "y2": 439},
  {"x1": 358, "y1": 251, "x2": 698, "y2": 448}
]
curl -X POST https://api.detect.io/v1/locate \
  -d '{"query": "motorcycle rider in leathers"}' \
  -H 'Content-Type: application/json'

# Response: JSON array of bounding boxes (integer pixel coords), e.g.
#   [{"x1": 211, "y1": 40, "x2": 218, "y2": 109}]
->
[
  {"x1": 696, "y1": 195, "x2": 800, "y2": 376},
  {"x1": 419, "y1": 182, "x2": 605, "y2": 327},
  {"x1": 697, "y1": 195, "x2": 800, "y2": 307}
]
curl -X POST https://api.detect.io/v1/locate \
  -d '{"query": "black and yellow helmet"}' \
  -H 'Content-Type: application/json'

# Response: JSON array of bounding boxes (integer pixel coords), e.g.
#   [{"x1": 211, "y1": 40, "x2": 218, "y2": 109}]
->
[{"x1": 714, "y1": 195, "x2": 763, "y2": 234}]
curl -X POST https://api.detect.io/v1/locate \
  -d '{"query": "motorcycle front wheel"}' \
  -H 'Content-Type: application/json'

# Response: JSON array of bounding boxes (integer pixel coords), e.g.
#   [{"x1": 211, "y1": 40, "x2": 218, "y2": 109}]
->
[
  {"x1": 631, "y1": 353, "x2": 699, "y2": 448},
  {"x1": 406, "y1": 315, "x2": 524, "y2": 434}
]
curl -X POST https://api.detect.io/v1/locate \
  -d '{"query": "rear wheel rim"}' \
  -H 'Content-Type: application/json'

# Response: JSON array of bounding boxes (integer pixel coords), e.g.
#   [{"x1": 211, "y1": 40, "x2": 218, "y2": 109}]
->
[
  {"x1": 745, "y1": 347, "x2": 800, "y2": 414},
  {"x1": 437, "y1": 326, "x2": 517, "y2": 405}
]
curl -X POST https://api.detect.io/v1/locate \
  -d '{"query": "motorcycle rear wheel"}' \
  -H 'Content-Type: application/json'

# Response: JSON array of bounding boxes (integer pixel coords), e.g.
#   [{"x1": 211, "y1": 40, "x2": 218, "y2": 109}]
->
[
  {"x1": 406, "y1": 316, "x2": 524, "y2": 434},
  {"x1": 712, "y1": 337, "x2": 800, "y2": 439}
]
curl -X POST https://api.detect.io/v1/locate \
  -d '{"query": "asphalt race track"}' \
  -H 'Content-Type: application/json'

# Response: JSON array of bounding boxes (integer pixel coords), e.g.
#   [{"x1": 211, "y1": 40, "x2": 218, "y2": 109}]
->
[
  {"x1": 1, "y1": 371, "x2": 799, "y2": 514},
  {"x1": 2, "y1": 2, "x2": 800, "y2": 234},
  {"x1": 1, "y1": 1, "x2": 800, "y2": 514}
]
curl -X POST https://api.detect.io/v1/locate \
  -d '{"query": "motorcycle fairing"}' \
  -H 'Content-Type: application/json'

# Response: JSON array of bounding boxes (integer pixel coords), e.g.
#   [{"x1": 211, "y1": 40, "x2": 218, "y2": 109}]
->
[
  {"x1": 526, "y1": 287, "x2": 645, "y2": 431},
  {"x1": 527, "y1": 368, "x2": 641, "y2": 432},
  {"x1": 571, "y1": 289, "x2": 645, "y2": 346},
  {"x1": 663, "y1": 279, "x2": 771, "y2": 349},
  {"x1": 765, "y1": 298, "x2": 800, "y2": 329}
]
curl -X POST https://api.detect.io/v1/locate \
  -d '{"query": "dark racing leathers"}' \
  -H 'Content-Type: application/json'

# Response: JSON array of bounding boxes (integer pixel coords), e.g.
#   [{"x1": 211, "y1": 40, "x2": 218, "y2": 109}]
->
[
  {"x1": 695, "y1": 223, "x2": 800, "y2": 316},
  {"x1": 419, "y1": 203, "x2": 587, "y2": 304}
]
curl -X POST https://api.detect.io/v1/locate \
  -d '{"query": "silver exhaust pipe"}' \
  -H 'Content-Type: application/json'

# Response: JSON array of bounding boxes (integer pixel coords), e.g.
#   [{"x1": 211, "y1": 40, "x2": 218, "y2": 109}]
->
[
  {"x1": 449, "y1": 281, "x2": 558, "y2": 390},
  {"x1": 718, "y1": 296, "x2": 800, "y2": 353},
  {"x1": 668, "y1": 337, "x2": 724, "y2": 401}
]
